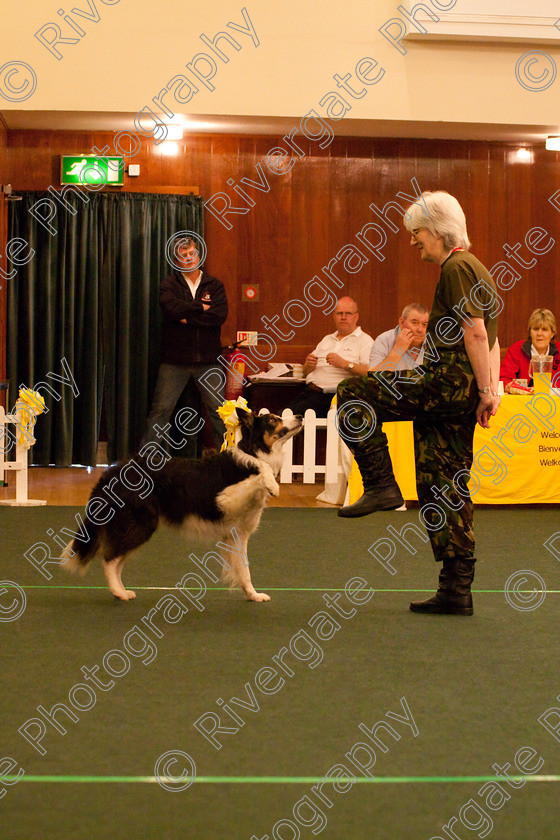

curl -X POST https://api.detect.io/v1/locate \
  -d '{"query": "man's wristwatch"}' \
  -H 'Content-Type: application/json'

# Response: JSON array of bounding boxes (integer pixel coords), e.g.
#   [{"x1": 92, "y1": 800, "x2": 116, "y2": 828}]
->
[
  {"x1": 348, "y1": 362, "x2": 355, "y2": 371},
  {"x1": 478, "y1": 386, "x2": 491, "y2": 394}
]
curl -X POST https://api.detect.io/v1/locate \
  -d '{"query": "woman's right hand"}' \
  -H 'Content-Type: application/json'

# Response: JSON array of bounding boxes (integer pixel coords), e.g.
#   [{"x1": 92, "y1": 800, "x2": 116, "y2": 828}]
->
[{"x1": 476, "y1": 392, "x2": 495, "y2": 428}]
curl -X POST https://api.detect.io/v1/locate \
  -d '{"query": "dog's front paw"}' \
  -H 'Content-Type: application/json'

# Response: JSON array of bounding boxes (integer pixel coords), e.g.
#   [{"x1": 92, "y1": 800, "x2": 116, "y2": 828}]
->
[
  {"x1": 263, "y1": 474, "x2": 280, "y2": 496},
  {"x1": 267, "y1": 479, "x2": 280, "y2": 497},
  {"x1": 248, "y1": 592, "x2": 271, "y2": 602},
  {"x1": 112, "y1": 589, "x2": 136, "y2": 601},
  {"x1": 260, "y1": 465, "x2": 280, "y2": 496}
]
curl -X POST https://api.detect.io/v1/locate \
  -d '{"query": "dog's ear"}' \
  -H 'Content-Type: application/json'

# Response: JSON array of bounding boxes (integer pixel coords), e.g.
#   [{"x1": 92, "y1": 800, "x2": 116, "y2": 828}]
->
[{"x1": 236, "y1": 407, "x2": 253, "y2": 427}]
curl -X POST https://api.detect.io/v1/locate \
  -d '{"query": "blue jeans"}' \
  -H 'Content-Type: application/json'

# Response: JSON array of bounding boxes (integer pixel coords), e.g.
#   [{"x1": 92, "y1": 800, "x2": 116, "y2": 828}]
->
[{"x1": 140, "y1": 363, "x2": 226, "y2": 454}]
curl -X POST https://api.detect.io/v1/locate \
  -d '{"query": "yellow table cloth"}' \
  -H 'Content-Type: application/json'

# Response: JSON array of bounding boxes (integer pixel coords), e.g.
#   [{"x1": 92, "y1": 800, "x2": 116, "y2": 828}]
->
[{"x1": 348, "y1": 394, "x2": 560, "y2": 505}]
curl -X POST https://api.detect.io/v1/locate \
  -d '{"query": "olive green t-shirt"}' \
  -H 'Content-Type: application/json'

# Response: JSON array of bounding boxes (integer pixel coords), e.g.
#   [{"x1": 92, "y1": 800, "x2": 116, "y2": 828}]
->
[{"x1": 427, "y1": 251, "x2": 499, "y2": 353}]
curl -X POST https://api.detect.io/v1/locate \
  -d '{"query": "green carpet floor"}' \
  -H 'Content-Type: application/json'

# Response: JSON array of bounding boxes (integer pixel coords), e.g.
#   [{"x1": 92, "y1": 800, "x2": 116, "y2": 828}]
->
[{"x1": 1, "y1": 506, "x2": 559, "y2": 839}]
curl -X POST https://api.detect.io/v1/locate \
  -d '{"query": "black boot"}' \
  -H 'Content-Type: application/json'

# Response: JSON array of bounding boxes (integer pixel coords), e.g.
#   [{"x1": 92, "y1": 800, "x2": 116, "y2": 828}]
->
[
  {"x1": 338, "y1": 448, "x2": 404, "y2": 518},
  {"x1": 410, "y1": 557, "x2": 475, "y2": 615}
]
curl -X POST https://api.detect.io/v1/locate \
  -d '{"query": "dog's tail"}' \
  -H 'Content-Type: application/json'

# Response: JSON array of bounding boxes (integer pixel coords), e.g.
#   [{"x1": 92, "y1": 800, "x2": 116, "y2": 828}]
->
[{"x1": 61, "y1": 526, "x2": 100, "y2": 576}]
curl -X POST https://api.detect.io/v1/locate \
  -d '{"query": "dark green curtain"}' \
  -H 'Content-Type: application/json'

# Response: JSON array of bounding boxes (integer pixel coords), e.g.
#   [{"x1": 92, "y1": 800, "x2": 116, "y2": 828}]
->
[
  {"x1": 7, "y1": 191, "x2": 102, "y2": 466},
  {"x1": 7, "y1": 191, "x2": 203, "y2": 465}
]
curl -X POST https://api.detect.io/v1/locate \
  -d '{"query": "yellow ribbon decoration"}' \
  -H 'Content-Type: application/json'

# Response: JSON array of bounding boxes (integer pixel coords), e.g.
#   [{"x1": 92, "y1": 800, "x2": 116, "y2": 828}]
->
[
  {"x1": 15, "y1": 388, "x2": 46, "y2": 448},
  {"x1": 217, "y1": 396, "x2": 250, "y2": 451}
]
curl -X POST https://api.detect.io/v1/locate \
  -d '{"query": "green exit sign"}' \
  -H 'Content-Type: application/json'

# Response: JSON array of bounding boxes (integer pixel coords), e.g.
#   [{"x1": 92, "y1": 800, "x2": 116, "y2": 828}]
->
[{"x1": 61, "y1": 155, "x2": 124, "y2": 187}]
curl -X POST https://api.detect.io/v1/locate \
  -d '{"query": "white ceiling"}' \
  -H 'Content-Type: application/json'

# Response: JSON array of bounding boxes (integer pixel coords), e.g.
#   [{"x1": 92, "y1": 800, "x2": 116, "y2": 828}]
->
[{"x1": 1, "y1": 111, "x2": 558, "y2": 144}]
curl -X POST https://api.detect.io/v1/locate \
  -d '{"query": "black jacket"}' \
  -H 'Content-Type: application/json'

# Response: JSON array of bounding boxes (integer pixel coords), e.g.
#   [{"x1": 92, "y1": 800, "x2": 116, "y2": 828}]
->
[{"x1": 159, "y1": 269, "x2": 228, "y2": 365}]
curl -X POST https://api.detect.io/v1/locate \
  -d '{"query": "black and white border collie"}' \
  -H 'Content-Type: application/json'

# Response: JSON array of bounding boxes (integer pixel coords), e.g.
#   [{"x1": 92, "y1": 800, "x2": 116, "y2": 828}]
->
[{"x1": 63, "y1": 409, "x2": 302, "y2": 603}]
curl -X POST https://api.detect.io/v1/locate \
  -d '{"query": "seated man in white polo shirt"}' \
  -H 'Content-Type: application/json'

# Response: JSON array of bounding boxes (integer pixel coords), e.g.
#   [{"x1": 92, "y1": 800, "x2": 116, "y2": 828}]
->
[{"x1": 288, "y1": 296, "x2": 374, "y2": 418}]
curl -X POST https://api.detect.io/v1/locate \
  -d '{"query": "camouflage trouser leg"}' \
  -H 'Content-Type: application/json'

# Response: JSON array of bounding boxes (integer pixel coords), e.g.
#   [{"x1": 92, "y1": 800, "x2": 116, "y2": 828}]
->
[
  {"x1": 337, "y1": 352, "x2": 479, "y2": 562},
  {"x1": 413, "y1": 417, "x2": 476, "y2": 561}
]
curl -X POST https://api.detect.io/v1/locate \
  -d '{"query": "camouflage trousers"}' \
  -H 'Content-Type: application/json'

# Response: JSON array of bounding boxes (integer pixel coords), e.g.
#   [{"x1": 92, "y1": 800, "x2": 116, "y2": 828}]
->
[{"x1": 337, "y1": 351, "x2": 479, "y2": 563}]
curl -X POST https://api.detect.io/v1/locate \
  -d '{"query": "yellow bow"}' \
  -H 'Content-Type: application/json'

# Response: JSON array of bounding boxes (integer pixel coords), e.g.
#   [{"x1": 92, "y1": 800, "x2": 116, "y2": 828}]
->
[
  {"x1": 15, "y1": 388, "x2": 46, "y2": 448},
  {"x1": 217, "y1": 396, "x2": 249, "y2": 451}
]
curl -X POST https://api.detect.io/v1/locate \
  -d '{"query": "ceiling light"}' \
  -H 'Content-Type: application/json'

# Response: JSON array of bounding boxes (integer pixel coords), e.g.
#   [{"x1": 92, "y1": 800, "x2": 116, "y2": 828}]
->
[
  {"x1": 163, "y1": 124, "x2": 183, "y2": 140},
  {"x1": 173, "y1": 115, "x2": 217, "y2": 131},
  {"x1": 546, "y1": 136, "x2": 560, "y2": 151}
]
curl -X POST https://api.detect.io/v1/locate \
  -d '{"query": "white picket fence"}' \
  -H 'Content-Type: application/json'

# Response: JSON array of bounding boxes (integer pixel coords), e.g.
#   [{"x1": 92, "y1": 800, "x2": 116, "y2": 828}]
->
[
  {"x1": 259, "y1": 407, "x2": 348, "y2": 486},
  {"x1": 0, "y1": 406, "x2": 46, "y2": 506},
  {"x1": 0, "y1": 405, "x2": 347, "y2": 504}
]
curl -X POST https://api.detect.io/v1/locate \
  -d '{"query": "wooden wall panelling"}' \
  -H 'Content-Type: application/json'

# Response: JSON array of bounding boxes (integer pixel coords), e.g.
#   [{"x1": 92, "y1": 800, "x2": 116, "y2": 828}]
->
[
  {"x1": 319, "y1": 137, "x2": 348, "y2": 341},
  {"x1": 269, "y1": 136, "x2": 294, "y2": 350},
  {"x1": 5, "y1": 128, "x2": 560, "y2": 362},
  {"x1": 363, "y1": 138, "x2": 387, "y2": 338},
  {"x1": 243, "y1": 135, "x2": 274, "y2": 344},
  {"x1": 231, "y1": 135, "x2": 254, "y2": 346},
  {"x1": 0, "y1": 117, "x2": 7, "y2": 381},
  {"x1": 301, "y1": 141, "x2": 331, "y2": 348},
  {"x1": 467, "y1": 143, "x2": 491, "y2": 260},
  {"x1": 340, "y1": 137, "x2": 375, "y2": 337},
  {"x1": 530, "y1": 146, "x2": 560, "y2": 348},
  {"x1": 246, "y1": 136, "x2": 285, "y2": 357},
  {"x1": 166, "y1": 131, "x2": 191, "y2": 188},
  {"x1": 405, "y1": 138, "x2": 443, "y2": 317},
  {"x1": 204, "y1": 134, "x2": 241, "y2": 344},
  {"x1": 371, "y1": 138, "x2": 419, "y2": 332},
  {"x1": 285, "y1": 134, "x2": 312, "y2": 339},
  {"x1": 396, "y1": 138, "x2": 425, "y2": 319},
  {"x1": 502, "y1": 146, "x2": 535, "y2": 350},
  {"x1": 326, "y1": 136, "x2": 348, "y2": 248},
  {"x1": 487, "y1": 145, "x2": 510, "y2": 345},
  {"x1": 432, "y1": 138, "x2": 455, "y2": 201},
  {"x1": 449, "y1": 140, "x2": 472, "y2": 210}
]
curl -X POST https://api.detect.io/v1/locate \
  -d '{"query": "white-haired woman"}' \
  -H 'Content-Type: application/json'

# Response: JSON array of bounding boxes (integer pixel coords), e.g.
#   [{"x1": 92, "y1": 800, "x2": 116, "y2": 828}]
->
[{"x1": 337, "y1": 191, "x2": 501, "y2": 616}]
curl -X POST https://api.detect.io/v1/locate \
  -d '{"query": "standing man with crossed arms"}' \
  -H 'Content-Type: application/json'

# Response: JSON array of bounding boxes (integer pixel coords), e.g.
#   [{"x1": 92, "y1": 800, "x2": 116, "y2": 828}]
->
[{"x1": 141, "y1": 238, "x2": 228, "y2": 454}]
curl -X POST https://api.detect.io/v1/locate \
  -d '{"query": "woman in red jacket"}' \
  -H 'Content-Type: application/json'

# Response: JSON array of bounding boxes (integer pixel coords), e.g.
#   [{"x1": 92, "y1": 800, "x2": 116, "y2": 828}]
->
[{"x1": 500, "y1": 308, "x2": 560, "y2": 389}]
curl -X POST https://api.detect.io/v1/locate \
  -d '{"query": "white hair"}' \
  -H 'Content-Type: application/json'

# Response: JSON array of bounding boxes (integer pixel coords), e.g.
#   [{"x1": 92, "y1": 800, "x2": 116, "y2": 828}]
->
[
  {"x1": 401, "y1": 302, "x2": 429, "y2": 319},
  {"x1": 403, "y1": 191, "x2": 471, "y2": 251}
]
